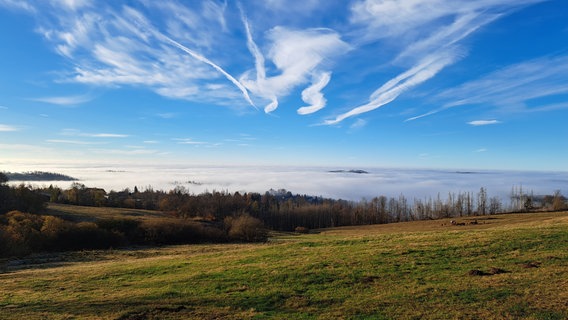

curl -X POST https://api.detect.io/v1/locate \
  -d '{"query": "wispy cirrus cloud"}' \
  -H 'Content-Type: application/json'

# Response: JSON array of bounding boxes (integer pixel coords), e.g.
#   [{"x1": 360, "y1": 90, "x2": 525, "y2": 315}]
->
[
  {"x1": 27, "y1": 1, "x2": 256, "y2": 107},
  {"x1": 161, "y1": 33, "x2": 255, "y2": 108},
  {"x1": 0, "y1": 124, "x2": 20, "y2": 132},
  {"x1": 143, "y1": 1, "x2": 228, "y2": 49},
  {"x1": 349, "y1": 118, "x2": 367, "y2": 131},
  {"x1": 46, "y1": 139, "x2": 105, "y2": 145},
  {"x1": 349, "y1": 0, "x2": 543, "y2": 42},
  {"x1": 262, "y1": 0, "x2": 322, "y2": 14},
  {"x1": 409, "y1": 55, "x2": 568, "y2": 120},
  {"x1": 325, "y1": 0, "x2": 546, "y2": 124},
  {"x1": 173, "y1": 138, "x2": 208, "y2": 145},
  {"x1": 89, "y1": 133, "x2": 129, "y2": 138},
  {"x1": 326, "y1": 49, "x2": 460, "y2": 124},
  {"x1": 224, "y1": 133, "x2": 258, "y2": 147},
  {"x1": 60, "y1": 129, "x2": 128, "y2": 138},
  {"x1": 240, "y1": 14, "x2": 350, "y2": 113},
  {"x1": 30, "y1": 94, "x2": 92, "y2": 106},
  {"x1": 0, "y1": 0, "x2": 36, "y2": 12},
  {"x1": 88, "y1": 148, "x2": 161, "y2": 156},
  {"x1": 298, "y1": 72, "x2": 332, "y2": 115},
  {"x1": 468, "y1": 120, "x2": 501, "y2": 126},
  {"x1": 5, "y1": 0, "x2": 553, "y2": 126}
]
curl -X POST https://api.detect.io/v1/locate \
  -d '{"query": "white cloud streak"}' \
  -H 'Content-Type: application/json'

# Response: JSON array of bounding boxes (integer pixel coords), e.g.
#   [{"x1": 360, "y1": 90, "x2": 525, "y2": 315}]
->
[
  {"x1": 0, "y1": 0, "x2": 36, "y2": 12},
  {"x1": 410, "y1": 55, "x2": 568, "y2": 120},
  {"x1": 326, "y1": 50, "x2": 459, "y2": 124},
  {"x1": 468, "y1": 120, "x2": 501, "y2": 126},
  {"x1": 60, "y1": 129, "x2": 128, "y2": 138},
  {"x1": 241, "y1": 14, "x2": 275, "y2": 112},
  {"x1": 27, "y1": 2, "x2": 257, "y2": 107},
  {"x1": 144, "y1": 1, "x2": 228, "y2": 49},
  {"x1": 298, "y1": 72, "x2": 332, "y2": 115},
  {"x1": 89, "y1": 133, "x2": 129, "y2": 138},
  {"x1": 350, "y1": 0, "x2": 544, "y2": 41},
  {"x1": 173, "y1": 138, "x2": 207, "y2": 145},
  {"x1": 7, "y1": 0, "x2": 553, "y2": 125},
  {"x1": 0, "y1": 124, "x2": 20, "y2": 132},
  {"x1": 30, "y1": 94, "x2": 92, "y2": 106},
  {"x1": 327, "y1": 0, "x2": 547, "y2": 124},
  {"x1": 240, "y1": 21, "x2": 349, "y2": 113},
  {"x1": 350, "y1": 118, "x2": 367, "y2": 130},
  {"x1": 46, "y1": 139, "x2": 104, "y2": 145},
  {"x1": 160, "y1": 34, "x2": 256, "y2": 108},
  {"x1": 88, "y1": 148, "x2": 160, "y2": 155}
]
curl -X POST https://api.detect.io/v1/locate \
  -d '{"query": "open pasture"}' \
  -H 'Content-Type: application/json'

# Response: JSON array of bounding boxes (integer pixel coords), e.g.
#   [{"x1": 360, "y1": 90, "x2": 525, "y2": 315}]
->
[{"x1": 1, "y1": 211, "x2": 567, "y2": 319}]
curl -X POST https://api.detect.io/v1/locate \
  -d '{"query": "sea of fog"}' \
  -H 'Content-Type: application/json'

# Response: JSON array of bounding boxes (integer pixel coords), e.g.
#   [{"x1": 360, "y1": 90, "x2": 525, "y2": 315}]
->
[{"x1": 3, "y1": 163, "x2": 568, "y2": 202}]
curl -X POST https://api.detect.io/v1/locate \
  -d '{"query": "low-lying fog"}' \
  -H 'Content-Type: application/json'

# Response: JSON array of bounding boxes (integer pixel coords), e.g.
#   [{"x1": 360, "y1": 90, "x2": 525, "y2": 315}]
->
[{"x1": 4, "y1": 164, "x2": 568, "y2": 202}]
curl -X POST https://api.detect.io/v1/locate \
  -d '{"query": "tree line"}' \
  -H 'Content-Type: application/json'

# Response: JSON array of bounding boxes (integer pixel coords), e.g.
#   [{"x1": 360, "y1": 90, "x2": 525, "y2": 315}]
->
[
  {"x1": 2, "y1": 171, "x2": 78, "y2": 182},
  {"x1": 0, "y1": 174, "x2": 266, "y2": 257},
  {"x1": 1, "y1": 172, "x2": 566, "y2": 257},
  {"x1": 41, "y1": 182, "x2": 567, "y2": 231}
]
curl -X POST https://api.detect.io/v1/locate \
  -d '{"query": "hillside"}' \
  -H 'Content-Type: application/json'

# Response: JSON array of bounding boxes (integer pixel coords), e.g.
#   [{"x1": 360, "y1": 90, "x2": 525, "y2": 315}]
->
[
  {"x1": 44, "y1": 203, "x2": 177, "y2": 222},
  {"x1": 0, "y1": 210, "x2": 567, "y2": 319},
  {"x1": 3, "y1": 171, "x2": 78, "y2": 182}
]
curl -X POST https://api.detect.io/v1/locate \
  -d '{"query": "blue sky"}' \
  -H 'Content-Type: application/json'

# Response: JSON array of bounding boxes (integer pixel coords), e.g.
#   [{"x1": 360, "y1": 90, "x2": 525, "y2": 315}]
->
[{"x1": 1, "y1": 0, "x2": 567, "y2": 171}]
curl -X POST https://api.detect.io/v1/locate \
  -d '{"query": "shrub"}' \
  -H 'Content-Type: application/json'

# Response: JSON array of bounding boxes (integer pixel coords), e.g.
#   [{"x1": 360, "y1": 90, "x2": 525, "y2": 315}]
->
[
  {"x1": 57, "y1": 222, "x2": 124, "y2": 250},
  {"x1": 138, "y1": 219, "x2": 225, "y2": 245},
  {"x1": 40, "y1": 215, "x2": 72, "y2": 250},
  {"x1": 3, "y1": 211, "x2": 44, "y2": 255},
  {"x1": 97, "y1": 218, "x2": 142, "y2": 240},
  {"x1": 0, "y1": 212, "x2": 126, "y2": 257},
  {"x1": 225, "y1": 215, "x2": 267, "y2": 242},
  {"x1": 295, "y1": 226, "x2": 310, "y2": 234}
]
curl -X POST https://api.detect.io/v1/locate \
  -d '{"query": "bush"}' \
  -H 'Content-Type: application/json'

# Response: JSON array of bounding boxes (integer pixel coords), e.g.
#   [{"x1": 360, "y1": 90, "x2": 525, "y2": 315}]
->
[
  {"x1": 97, "y1": 218, "x2": 142, "y2": 241},
  {"x1": 57, "y1": 222, "x2": 124, "y2": 250},
  {"x1": 139, "y1": 219, "x2": 225, "y2": 245},
  {"x1": 0, "y1": 209, "x2": 258, "y2": 258},
  {"x1": 1, "y1": 211, "x2": 44, "y2": 256},
  {"x1": 0, "y1": 211, "x2": 123, "y2": 257},
  {"x1": 295, "y1": 226, "x2": 310, "y2": 234},
  {"x1": 225, "y1": 215, "x2": 267, "y2": 242}
]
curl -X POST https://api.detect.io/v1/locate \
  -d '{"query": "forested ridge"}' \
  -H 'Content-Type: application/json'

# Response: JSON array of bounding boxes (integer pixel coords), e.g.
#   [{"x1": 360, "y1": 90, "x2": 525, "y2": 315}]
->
[{"x1": 2, "y1": 171, "x2": 78, "y2": 181}]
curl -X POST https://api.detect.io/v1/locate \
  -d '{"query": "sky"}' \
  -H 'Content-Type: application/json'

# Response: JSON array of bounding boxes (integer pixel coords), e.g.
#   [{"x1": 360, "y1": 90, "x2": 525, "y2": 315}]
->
[{"x1": 1, "y1": 0, "x2": 568, "y2": 172}]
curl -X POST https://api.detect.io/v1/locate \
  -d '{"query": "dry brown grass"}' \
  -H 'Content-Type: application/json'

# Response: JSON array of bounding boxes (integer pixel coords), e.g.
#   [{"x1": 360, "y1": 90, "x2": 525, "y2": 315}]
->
[
  {"x1": 44, "y1": 203, "x2": 176, "y2": 222},
  {"x1": 0, "y1": 211, "x2": 566, "y2": 319},
  {"x1": 319, "y1": 211, "x2": 568, "y2": 236}
]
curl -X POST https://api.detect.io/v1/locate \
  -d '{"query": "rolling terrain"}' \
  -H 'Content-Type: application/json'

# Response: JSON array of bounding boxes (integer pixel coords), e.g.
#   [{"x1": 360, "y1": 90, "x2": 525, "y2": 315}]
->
[{"x1": 1, "y1": 206, "x2": 567, "y2": 319}]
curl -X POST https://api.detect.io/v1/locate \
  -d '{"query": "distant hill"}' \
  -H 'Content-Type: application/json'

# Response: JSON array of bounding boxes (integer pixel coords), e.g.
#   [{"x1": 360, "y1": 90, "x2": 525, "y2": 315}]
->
[
  {"x1": 328, "y1": 169, "x2": 369, "y2": 174},
  {"x1": 3, "y1": 171, "x2": 78, "y2": 182}
]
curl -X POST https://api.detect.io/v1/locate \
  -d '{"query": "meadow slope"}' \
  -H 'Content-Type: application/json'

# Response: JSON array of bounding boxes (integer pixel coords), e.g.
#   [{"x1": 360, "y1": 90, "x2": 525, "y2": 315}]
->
[{"x1": 1, "y1": 210, "x2": 567, "y2": 319}]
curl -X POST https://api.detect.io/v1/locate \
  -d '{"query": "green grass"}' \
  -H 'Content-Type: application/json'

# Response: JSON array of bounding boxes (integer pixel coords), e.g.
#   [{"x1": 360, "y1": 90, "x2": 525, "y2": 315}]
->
[{"x1": 0, "y1": 211, "x2": 567, "y2": 319}]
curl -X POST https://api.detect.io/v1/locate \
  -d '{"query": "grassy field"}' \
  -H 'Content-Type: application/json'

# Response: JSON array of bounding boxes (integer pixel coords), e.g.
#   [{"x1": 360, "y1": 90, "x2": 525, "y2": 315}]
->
[
  {"x1": 44, "y1": 203, "x2": 178, "y2": 222},
  {"x1": 0, "y1": 208, "x2": 567, "y2": 319}
]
